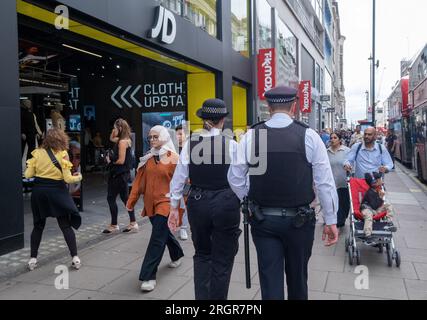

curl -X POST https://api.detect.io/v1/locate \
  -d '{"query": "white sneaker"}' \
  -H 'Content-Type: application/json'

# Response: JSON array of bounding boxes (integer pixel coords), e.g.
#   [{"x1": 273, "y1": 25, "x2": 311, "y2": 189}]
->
[
  {"x1": 140, "y1": 280, "x2": 156, "y2": 292},
  {"x1": 179, "y1": 228, "x2": 188, "y2": 240},
  {"x1": 122, "y1": 222, "x2": 139, "y2": 233},
  {"x1": 102, "y1": 225, "x2": 119, "y2": 234},
  {"x1": 71, "y1": 256, "x2": 81, "y2": 270},
  {"x1": 28, "y1": 258, "x2": 37, "y2": 271},
  {"x1": 168, "y1": 257, "x2": 183, "y2": 268}
]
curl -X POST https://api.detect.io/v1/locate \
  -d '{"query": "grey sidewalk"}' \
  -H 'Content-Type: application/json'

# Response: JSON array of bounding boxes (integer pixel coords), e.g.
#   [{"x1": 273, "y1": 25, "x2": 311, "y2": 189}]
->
[{"x1": 1, "y1": 164, "x2": 427, "y2": 300}]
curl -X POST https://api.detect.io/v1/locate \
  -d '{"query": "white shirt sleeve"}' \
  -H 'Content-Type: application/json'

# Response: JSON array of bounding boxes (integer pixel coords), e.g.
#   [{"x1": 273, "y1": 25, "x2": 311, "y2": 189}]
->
[
  {"x1": 227, "y1": 132, "x2": 250, "y2": 201},
  {"x1": 170, "y1": 141, "x2": 189, "y2": 208},
  {"x1": 306, "y1": 129, "x2": 338, "y2": 225}
]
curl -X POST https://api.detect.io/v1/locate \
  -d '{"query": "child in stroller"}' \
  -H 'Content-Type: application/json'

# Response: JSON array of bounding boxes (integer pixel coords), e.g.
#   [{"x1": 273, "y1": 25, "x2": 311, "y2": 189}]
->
[
  {"x1": 360, "y1": 172, "x2": 397, "y2": 240},
  {"x1": 345, "y1": 172, "x2": 401, "y2": 267}
]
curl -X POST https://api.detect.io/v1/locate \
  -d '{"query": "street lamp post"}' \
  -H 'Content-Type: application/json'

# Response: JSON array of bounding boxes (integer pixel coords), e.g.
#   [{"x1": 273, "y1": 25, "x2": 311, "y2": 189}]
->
[
  {"x1": 372, "y1": 0, "x2": 376, "y2": 125},
  {"x1": 366, "y1": 90, "x2": 369, "y2": 119}
]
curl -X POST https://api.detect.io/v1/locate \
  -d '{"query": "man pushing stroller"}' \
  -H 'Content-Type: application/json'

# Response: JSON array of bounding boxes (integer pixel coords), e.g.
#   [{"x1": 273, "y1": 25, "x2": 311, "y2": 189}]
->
[{"x1": 361, "y1": 172, "x2": 397, "y2": 239}]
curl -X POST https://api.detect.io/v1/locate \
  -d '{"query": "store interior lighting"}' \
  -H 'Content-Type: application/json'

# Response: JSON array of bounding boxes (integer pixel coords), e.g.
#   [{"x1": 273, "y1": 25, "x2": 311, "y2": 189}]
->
[{"x1": 62, "y1": 43, "x2": 103, "y2": 58}]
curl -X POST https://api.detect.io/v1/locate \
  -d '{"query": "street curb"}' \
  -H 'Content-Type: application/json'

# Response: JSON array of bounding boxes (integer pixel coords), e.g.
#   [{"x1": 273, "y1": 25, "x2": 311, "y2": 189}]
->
[{"x1": 395, "y1": 162, "x2": 427, "y2": 194}]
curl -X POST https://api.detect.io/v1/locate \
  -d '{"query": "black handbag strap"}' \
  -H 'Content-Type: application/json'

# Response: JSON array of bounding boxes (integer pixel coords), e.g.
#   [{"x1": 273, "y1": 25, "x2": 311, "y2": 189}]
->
[{"x1": 46, "y1": 148, "x2": 63, "y2": 174}]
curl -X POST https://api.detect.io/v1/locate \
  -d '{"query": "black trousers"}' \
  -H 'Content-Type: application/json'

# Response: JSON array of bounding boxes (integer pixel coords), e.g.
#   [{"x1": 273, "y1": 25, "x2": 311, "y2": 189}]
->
[
  {"x1": 250, "y1": 215, "x2": 315, "y2": 300},
  {"x1": 139, "y1": 214, "x2": 184, "y2": 281},
  {"x1": 337, "y1": 188, "x2": 350, "y2": 228},
  {"x1": 187, "y1": 188, "x2": 241, "y2": 300},
  {"x1": 107, "y1": 173, "x2": 135, "y2": 225},
  {"x1": 31, "y1": 216, "x2": 77, "y2": 258}
]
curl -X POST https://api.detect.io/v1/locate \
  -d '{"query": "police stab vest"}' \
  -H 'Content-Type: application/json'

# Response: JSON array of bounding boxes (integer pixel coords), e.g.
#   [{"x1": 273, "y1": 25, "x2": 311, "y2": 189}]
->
[
  {"x1": 248, "y1": 121, "x2": 315, "y2": 208},
  {"x1": 189, "y1": 134, "x2": 231, "y2": 190}
]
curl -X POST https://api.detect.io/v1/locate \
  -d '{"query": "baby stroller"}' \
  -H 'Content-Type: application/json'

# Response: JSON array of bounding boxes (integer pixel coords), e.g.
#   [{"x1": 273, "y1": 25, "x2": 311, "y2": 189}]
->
[{"x1": 345, "y1": 176, "x2": 401, "y2": 267}]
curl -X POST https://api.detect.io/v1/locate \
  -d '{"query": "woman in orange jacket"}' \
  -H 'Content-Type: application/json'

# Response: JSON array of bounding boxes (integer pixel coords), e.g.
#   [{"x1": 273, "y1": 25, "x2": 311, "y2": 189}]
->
[{"x1": 126, "y1": 125, "x2": 184, "y2": 292}]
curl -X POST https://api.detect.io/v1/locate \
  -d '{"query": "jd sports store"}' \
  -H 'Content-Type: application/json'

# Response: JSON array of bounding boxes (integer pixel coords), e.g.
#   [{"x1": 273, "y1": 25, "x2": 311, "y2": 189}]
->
[{"x1": 0, "y1": 0, "x2": 253, "y2": 255}]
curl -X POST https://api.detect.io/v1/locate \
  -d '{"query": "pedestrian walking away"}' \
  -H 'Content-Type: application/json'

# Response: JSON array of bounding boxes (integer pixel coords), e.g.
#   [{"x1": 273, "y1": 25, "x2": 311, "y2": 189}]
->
[
  {"x1": 127, "y1": 125, "x2": 184, "y2": 292},
  {"x1": 169, "y1": 98, "x2": 242, "y2": 300},
  {"x1": 103, "y1": 118, "x2": 138, "y2": 234},
  {"x1": 24, "y1": 128, "x2": 83, "y2": 271},
  {"x1": 228, "y1": 85, "x2": 339, "y2": 300}
]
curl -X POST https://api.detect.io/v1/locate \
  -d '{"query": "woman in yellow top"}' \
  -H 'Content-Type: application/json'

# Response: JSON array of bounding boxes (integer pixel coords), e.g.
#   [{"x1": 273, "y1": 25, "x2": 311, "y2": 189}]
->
[{"x1": 25, "y1": 129, "x2": 83, "y2": 271}]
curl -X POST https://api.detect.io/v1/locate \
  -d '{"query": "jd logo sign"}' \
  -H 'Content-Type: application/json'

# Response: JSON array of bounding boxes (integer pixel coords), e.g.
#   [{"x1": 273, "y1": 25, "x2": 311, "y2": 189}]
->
[{"x1": 150, "y1": 6, "x2": 177, "y2": 44}]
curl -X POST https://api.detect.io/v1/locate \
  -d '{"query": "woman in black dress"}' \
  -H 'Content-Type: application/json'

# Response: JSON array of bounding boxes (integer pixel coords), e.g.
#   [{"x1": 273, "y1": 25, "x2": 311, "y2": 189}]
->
[
  {"x1": 25, "y1": 129, "x2": 83, "y2": 271},
  {"x1": 103, "y1": 118, "x2": 138, "y2": 233}
]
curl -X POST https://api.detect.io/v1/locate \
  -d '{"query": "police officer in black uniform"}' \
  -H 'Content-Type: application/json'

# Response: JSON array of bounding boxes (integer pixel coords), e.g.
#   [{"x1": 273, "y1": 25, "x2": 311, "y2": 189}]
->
[
  {"x1": 228, "y1": 86, "x2": 339, "y2": 300},
  {"x1": 169, "y1": 98, "x2": 241, "y2": 300}
]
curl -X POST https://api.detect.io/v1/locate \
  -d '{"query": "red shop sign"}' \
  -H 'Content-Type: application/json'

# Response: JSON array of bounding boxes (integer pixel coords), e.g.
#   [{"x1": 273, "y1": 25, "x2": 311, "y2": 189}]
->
[
  {"x1": 299, "y1": 80, "x2": 312, "y2": 113},
  {"x1": 257, "y1": 48, "x2": 276, "y2": 100}
]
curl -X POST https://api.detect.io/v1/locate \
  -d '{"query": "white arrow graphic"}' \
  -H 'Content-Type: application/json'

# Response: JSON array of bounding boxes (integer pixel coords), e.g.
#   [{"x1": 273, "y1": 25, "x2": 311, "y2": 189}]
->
[
  {"x1": 130, "y1": 85, "x2": 142, "y2": 108},
  {"x1": 121, "y1": 86, "x2": 132, "y2": 108},
  {"x1": 111, "y1": 86, "x2": 123, "y2": 109}
]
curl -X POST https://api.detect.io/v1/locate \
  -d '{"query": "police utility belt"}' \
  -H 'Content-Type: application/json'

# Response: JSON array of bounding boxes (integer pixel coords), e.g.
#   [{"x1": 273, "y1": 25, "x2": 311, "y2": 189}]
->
[{"x1": 247, "y1": 199, "x2": 315, "y2": 228}]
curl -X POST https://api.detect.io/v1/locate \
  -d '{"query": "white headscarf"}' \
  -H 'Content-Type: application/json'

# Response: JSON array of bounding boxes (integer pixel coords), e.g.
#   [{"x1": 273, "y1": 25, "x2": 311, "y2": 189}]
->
[{"x1": 137, "y1": 125, "x2": 177, "y2": 170}]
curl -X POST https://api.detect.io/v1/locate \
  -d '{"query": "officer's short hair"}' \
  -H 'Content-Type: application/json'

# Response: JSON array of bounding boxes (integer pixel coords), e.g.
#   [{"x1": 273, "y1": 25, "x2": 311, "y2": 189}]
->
[{"x1": 268, "y1": 100, "x2": 295, "y2": 111}]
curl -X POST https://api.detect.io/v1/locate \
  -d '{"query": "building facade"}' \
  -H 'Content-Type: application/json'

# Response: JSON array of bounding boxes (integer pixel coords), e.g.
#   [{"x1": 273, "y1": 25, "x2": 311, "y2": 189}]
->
[
  {"x1": 1, "y1": 0, "x2": 253, "y2": 254},
  {"x1": 254, "y1": 0, "x2": 345, "y2": 132},
  {"x1": 1, "y1": 0, "x2": 345, "y2": 254},
  {"x1": 332, "y1": 0, "x2": 346, "y2": 129}
]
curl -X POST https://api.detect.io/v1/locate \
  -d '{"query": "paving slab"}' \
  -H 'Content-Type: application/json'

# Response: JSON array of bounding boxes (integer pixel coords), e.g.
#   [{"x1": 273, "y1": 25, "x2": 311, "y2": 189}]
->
[
  {"x1": 0, "y1": 282, "x2": 79, "y2": 300},
  {"x1": 325, "y1": 271, "x2": 408, "y2": 300}
]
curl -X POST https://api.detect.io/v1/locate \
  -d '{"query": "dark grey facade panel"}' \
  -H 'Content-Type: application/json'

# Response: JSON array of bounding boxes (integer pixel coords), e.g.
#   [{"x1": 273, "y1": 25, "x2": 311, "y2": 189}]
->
[
  {"x1": 0, "y1": 1, "x2": 24, "y2": 255},
  {"x1": 54, "y1": 0, "x2": 252, "y2": 83},
  {"x1": 1, "y1": 0, "x2": 21, "y2": 108},
  {"x1": 0, "y1": 108, "x2": 24, "y2": 255},
  {"x1": 231, "y1": 52, "x2": 252, "y2": 84}
]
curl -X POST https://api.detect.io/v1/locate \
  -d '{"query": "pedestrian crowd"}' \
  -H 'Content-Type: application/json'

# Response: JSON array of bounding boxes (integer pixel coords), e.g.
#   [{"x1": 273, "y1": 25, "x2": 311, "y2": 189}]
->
[{"x1": 24, "y1": 86, "x2": 398, "y2": 300}]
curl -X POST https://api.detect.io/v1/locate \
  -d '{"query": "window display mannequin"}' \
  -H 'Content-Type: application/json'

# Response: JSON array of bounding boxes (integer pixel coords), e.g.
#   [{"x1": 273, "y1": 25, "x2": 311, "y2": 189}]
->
[
  {"x1": 20, "y1": 99, "x2": 38, "y2": 160},
  {"x1": 51, "y1": 102, "x2": 66, "y2": 131}
]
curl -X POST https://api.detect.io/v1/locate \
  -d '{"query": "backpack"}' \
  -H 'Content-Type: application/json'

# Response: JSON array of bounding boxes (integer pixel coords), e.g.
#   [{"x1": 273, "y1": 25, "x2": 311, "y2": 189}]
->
[{"x1": 355, "y1": 142, "x2": 383, "y2": 161}]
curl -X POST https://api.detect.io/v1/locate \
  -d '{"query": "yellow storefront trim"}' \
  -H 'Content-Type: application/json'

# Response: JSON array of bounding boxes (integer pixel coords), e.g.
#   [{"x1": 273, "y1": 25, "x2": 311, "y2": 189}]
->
[
  {"x1": 232, "y1": 84, "x2": 248, "y2": 136},
  {"x1": 16, "y1": 0, "x2": 205, "y2": 74}
]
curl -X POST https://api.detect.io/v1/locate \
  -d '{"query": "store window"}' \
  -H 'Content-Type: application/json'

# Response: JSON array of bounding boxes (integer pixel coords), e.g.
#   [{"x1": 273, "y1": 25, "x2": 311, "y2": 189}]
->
[
  {"x1": 325, "y1": 70, "x2": 333, "y2": 106},
  {"x1": 257, "y1": 0, "x2": 272, "y2": 49},
  {"x1": 315, "y1": 63, "x2": 321, "y2": 91},
  {"x1": 276, "y1": 15, "x2": 298, "y2": 87},
  {"x1": 157, "y1": 0, "x2": 218, "y2": 38},
  {"x1": 231, "y1": 0, "x2": 249, "y2": 57},
  {"x1": 301, "y1": 46, "x2": 314, "y2": 84}
]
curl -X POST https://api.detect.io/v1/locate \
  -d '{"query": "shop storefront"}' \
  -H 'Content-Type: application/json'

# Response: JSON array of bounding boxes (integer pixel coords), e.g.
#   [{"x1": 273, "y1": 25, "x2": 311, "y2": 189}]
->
[{"x1": 0, "y1": 0, "x2": 252, "y2": 255}]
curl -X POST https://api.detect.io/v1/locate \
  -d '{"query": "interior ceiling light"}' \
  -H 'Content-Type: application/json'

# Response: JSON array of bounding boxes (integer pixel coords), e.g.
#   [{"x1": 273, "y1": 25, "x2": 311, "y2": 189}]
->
[
  {"x1": 62, "y1": 44, "x2": 103, "y2": 58},
  {"x1": 116, "y1": 65, "x2": 120, "y2": 69}
]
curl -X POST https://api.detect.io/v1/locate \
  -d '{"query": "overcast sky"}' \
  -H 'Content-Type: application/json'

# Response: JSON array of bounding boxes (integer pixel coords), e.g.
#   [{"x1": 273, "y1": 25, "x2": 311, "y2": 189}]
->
[{"x1": 338, "y1": 0, "x2": 427, "y2": 125}]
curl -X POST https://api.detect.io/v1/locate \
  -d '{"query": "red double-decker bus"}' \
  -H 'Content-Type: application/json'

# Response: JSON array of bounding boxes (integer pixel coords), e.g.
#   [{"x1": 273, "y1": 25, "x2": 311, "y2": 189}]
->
[
  {"x1": 407, "y1": 45, "x2": 427, "y2": 180},
  {"x1": 387, "y1": 76, "x2": 411, "y2": 166}
]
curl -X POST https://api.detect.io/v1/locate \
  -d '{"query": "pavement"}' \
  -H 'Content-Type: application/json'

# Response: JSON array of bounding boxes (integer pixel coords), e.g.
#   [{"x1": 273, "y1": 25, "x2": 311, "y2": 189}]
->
[{"x1": 1, "y1": 163, "x2": 427, "y2": 300}]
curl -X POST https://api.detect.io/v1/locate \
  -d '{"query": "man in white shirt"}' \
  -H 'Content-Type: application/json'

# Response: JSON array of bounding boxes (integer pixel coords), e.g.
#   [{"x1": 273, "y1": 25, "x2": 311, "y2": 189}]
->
[
  {"x1": 168, "y1": 99, "x2": 241, "y2": 300},
  {"x1": 228, "y1": 86, "x2": 338, "y2": 300}
]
